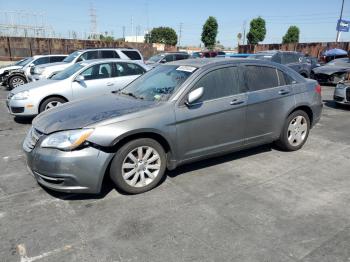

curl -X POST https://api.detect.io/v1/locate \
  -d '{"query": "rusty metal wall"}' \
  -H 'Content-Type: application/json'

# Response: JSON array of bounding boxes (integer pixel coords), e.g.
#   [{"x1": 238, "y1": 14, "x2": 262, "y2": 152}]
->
[
  {"x1": 0, "y1": 37, "x2": 172, "y2": 61},
  {"x1": 238, "y1": 42, "x2": 350, "y2": 58}
]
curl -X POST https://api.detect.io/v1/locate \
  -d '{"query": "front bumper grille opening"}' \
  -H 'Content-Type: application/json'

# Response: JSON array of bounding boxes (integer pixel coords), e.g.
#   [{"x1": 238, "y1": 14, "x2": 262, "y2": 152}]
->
[
  {"x1": 334, "y1": 96, "x2": 344, "y2": 102},
  {"x1": 10, "y1": 107, "x2": 24, "y2": 113}
]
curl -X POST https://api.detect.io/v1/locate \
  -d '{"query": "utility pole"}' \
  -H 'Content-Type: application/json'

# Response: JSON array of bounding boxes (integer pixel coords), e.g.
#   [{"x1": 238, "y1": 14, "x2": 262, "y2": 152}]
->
[
  {"x1": 242, "y1": 21, "x2": 247, "y2": 45},
  {"x1": 122, "y1": 26, "x2": 126, "y2": 39},
  {"x1": 178, "y1": 23, "x2": 183, "y2": 47},
  {"x1": 336, "y1": 0, "x2": 345, "y2": 42},
  {"x1": 89, "y1": 3, "x2": 98, "y2": 39}
]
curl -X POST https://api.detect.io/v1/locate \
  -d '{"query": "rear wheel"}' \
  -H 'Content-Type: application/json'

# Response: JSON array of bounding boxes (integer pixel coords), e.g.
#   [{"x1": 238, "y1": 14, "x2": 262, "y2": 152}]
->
[
  {"x1": 110, "y1": 138, "x2": 166, "y2": 194},
  {"x1": 8, "y1": 75, "x2": 27, "y2": 89},
  {"x1": 276, "y1": 110, "x2": 310, "y2": 151},
  {"x1": 39, "y1": 97, "x2": 66, "y2": 113}
]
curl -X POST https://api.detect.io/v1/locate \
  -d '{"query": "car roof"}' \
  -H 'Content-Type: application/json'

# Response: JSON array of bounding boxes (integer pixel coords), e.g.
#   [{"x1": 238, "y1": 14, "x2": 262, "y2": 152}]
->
[
  {"x1": 168, "y1": 58, "x2": 278, "y2": 68},
  {"x1": 76, "y1": 48, "x2": 140, "y2": 52},
  {"x1": 32, "y1": 54, "x2": 67, "y2": 58},
  {"x1": 77, "y1": 59, "x2": 145, "y2": 66},
  {"x1": 256, "y1": 50, "x2": 301, "y2": 55}
]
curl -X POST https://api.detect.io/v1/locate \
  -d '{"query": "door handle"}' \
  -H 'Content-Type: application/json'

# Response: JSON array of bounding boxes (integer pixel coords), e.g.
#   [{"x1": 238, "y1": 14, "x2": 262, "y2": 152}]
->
[
  {"x1": 278, "y1": 89, "x2": 290, "y2": 95},
  {"x1": 230, "y1": 99, "x2": 244, "y2": 106},
  {"x1": 106, "y1": 82, "x2": 114, "y2": 86}
]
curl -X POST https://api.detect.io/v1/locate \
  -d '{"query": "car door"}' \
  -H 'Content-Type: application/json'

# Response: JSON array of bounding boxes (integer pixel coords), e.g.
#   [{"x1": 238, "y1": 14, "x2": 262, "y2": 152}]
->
[
  {"x1": 110, "y1": 62, "x2": 145, "y2": 91},
  {"x1": 244, "y1": 64, "x2": 295, "y2": 146},
  {"x1": 71, "y1": 63, "x2": 114, "y2": 99},
  {"x1": 175, "y1": 65, "x2": 247, "y2": 161}
]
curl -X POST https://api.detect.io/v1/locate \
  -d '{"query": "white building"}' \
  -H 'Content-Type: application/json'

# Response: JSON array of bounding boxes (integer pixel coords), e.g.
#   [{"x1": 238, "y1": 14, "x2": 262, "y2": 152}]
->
[{"x1": 125, "y1": 35, "x2": 145, "y2": 43}]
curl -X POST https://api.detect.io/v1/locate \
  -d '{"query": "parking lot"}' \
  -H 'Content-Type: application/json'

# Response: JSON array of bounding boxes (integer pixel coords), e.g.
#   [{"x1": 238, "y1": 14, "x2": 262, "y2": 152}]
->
[{"x1": 0, "y1": 85, "x2": 349, "y2": 262}]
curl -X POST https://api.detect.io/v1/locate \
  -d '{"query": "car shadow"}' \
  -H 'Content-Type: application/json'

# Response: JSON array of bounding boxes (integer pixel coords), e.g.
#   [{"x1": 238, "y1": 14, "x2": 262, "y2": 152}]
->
[
  {"x1": 323, "y1": 99, "x2": 350, "y2": 110},
  {"x1": 44, "y1": 144, "x2": 274, "y2": 201},
  {"x1": 167, "y1": 144, "x2": 273, "y2": 178},
  {"x1": 14, "y1": 116, "x2": 34, "y2": 124}
]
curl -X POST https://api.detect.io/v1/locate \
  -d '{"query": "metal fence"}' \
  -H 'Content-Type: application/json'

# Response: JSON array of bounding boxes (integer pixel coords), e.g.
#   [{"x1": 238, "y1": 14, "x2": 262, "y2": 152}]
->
[{"x1": 0, "y1": 36, "x2": 176, "y2": 61}]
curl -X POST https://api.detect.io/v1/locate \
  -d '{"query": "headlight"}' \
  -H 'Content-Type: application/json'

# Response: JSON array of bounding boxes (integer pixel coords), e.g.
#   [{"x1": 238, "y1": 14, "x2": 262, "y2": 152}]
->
[
  {"x1": 34, "y1": 67, "x2": 44, "y2": 74},
  {"x1": 41, "y1": 129, "x2": 94, "y2": 151},
  {"x1": 12, "y1": 90, "x2": 30, "y2": 100}
]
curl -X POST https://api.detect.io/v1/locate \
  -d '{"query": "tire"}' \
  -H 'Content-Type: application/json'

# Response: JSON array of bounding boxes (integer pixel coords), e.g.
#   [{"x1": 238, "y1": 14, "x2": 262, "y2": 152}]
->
[
  {"x1": 8, "y1": 75, "x2": 27, "y2": 89},
  {"x1": 39, "y1": 97, "x2": 67, "y2": 113},
  {"x1": 110, "y1": 138, "x2": 166, "y2": 194},
  {"x1": 275, "y1": 110, "x2": 310, "y2": 151}
]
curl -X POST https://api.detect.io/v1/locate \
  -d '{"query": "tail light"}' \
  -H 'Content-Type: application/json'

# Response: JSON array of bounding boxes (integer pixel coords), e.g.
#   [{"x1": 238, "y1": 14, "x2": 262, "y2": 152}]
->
[{"x1": 315, "y1": 84, "x2": 322, "y2": 94}]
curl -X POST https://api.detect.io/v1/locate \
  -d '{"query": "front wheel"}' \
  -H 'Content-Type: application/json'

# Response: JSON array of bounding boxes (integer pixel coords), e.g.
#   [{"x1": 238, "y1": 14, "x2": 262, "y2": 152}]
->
[
  {"x1": 276, "y1": 110, "x2": 310, "y2": 151},
  {"x1": 110, "y1": 138, "x2": 166, "y2": 194},
  {"x1": 39, "y1": 97, "x2": 67, "y2": 113},
  {"x1": 8, "y1": 75, "x2": 27, "y2": 89}
]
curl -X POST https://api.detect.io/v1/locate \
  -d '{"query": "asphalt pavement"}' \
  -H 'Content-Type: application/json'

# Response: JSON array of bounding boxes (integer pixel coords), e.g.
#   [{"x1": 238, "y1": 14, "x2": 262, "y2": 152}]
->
[{"x1": 0, "y1": 85, "x2": 349, "y2": 262}]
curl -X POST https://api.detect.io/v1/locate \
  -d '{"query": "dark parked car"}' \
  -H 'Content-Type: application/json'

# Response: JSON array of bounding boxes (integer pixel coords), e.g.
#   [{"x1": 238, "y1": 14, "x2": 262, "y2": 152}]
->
[
  {"x1": 191, "y1": 51, "x2": 226, "y2": 58},
  {"x1": 145, "y1": 52, "x2": 189, "y2": 66},
  {"x1": 251, "y1": 51, "x2": 312, "y2": 78},
  {"x1": 311, "y1": 58, "x2": 350, "y2": 84},
  {"x1": 24, "y1": 58, "x2": 322, "y2": 194},
  {"x1": 334, "y1": 72, "x2": 350, "y2": 105}
]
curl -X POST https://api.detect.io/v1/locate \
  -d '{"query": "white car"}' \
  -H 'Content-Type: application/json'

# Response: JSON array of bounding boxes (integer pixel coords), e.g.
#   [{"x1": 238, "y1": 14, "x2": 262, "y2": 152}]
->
[
  {"x1": 31, "y1": 48, "x2": 144, "y2": 81},
  {"x1": 7, "y1": 59, "x2": 149, "y2": 116},
  {"x1": 0, "y1": 55, "x2": 67, "y2": 87}
]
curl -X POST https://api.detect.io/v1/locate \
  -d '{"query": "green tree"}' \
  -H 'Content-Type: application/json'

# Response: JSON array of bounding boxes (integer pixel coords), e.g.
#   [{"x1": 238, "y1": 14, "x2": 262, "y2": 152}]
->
[
  {"x1": 99, "y1": 34, "x2": 114, "y2": 42},
  {"x1": 201, "y1": 16, "x2": 218, "y2": 50},
  {"x1": 246, "y1": 17, "x2": 266, "y2": 45},
  {"x1": 282, "y1": 26, "x2": 300, "y2": 44},
  {"x1": 149, "y1": 27, "x2": 178, "y2": 45}
]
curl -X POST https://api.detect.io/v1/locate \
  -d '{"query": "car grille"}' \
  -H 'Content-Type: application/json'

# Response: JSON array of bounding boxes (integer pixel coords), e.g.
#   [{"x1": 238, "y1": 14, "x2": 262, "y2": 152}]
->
[
  {"x1": 346, "y1": 87, "x2": 350, "y2": 102},
  {"x1": 10, "y1": 107, "x2": 24, "y2": 113},
  {"x1": 23, "y1": 127, "x2": 43, "y2": 152}
]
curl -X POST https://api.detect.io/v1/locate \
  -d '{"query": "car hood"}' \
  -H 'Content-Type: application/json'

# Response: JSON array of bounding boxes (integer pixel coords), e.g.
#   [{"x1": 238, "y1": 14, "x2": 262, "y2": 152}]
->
[
  {"x1": 0, "y1": 65, "x2": 22, "y2": 74},
  {"x1": 32, "y1": 95, "x2": 156, "y2": 134},
  {"x1": 36, "y1": 62, "x2": 67, "y2": 69},
  {"x1": 313, "y1": 65, "x2": 350, "y2": 75},
  {"x1": 10, "y1": 79, "x2": 60, "y2": 94}
]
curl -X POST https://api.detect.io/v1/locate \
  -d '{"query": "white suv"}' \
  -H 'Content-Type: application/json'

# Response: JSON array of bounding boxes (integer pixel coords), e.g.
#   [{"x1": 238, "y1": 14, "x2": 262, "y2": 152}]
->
[{"x1": 31, "y1": 48, "x2": 143, "y2": 81}]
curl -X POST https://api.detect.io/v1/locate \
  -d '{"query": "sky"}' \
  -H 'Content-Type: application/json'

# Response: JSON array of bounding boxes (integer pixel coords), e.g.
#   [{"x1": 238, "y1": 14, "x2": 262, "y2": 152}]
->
[{"x1": 1, "y1": 0, "x2": 350, "y2": 47}]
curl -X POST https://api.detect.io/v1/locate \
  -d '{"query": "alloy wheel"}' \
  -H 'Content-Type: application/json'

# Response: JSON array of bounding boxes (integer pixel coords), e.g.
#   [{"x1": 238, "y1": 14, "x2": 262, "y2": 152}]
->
[
  {"x1": 121, "y1": 146, "x2": 161, "y2": 188},
  {"x1": 12, "y1": 78, "x2": 25, "y2": 87},
  {"x1": 287, "y1": 115, "x2": 308, "y2": 147},
  {"x1": 44, "y1": 101, "x2": 62, "y2": 111}
]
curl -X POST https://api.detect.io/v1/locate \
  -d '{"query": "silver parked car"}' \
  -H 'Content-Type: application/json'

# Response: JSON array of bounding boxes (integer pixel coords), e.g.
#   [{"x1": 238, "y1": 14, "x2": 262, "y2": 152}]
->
[
  {"x1": 23, "y1": 59, "x2": 322, "y2": 195},
  {"x1": 334, "y1": 76, "x2": 350, "y2": 105},
  {"x1": 7, "y1": 59, "x2": 149, "y2": 116},
  {"x1": 31, "y1": 48, "x2": 144, "y2": 81}
]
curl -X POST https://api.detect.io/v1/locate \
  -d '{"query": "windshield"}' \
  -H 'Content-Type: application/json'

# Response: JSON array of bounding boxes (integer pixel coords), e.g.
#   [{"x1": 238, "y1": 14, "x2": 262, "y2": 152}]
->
[
  {"x1": 15, "y1": 57, "x2": 33, "y2": 67},
  {"x1": 148, "y1": 54, "x2": 164, "y2": 63},
  {"x1": 63, "y1": 51, "x2": 82, "y2": 63},
  {"x1": 120, "y1": 65, "x2": 196, "y2": 101},
  {"x1": 326, "y1": 58, "x2": 350, "y2": 66},
  {"x1": 50, "y1": 63, "x2": 85, "y2": 80}
]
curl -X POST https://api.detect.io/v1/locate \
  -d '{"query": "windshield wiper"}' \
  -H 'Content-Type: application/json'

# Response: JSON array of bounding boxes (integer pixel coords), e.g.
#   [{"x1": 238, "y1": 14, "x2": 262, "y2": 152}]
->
[{"x1": 116, "y1": 90, "x2": 144, "y2": 100}]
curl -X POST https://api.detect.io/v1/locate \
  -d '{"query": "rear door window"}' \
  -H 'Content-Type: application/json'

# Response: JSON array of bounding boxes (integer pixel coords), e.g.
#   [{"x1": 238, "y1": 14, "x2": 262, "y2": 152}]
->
[
  {"x1": 49, "y1": 56, "x2": 66, "y2": 63},
  {"x1": 121, "y1": 50, "x2": 142, "y2": 60},
  {"x1": 282, "y1": 53, "x2": 299, "y2": 64},
  {"x1": 165, "y1": 55, "x2": 175, "y2": 62},
  {"x1": 192, "y1": 67, "x2": 242, "y2": 102},
  {"x1": 245, "y1": 65, "x2": 279, "y2": 91},
  {"x1": 100, "y1": 50, "x2": 120, "y2": 58}
]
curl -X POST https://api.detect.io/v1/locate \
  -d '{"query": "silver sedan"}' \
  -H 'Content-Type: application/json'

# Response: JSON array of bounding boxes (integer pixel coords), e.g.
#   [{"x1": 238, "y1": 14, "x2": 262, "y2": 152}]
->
[{"x1": 6, "y1": 59, "x2": 149, "y2": 116}]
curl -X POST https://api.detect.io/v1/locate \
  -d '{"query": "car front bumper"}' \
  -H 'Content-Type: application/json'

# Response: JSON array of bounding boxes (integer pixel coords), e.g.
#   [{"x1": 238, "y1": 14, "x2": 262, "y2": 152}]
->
[
  {"x1": 6, "y1": 96, "x2": 39, "y2": 116},
  {"x1": 334, "y1": 85, "x2": 350, "y2": 104},
  {"x1": 23, "y1": 130, "x2": 114, "y2": 194}
]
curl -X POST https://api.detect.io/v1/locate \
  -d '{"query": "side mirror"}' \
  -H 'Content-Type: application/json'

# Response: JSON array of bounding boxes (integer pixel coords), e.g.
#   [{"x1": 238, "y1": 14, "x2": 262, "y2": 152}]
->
[
  {"x1": 29, "y1": 63, "x2": 34, "y2": 67},
  {"x1": 186, "y1": 87, "x2": 204, "y2": 106},
  {"x1": 75, "y1": 75, "x2": 85, "y2": 82},
  {"x1": 159, "y1": 59, "x2": 166, "y2": 64}
]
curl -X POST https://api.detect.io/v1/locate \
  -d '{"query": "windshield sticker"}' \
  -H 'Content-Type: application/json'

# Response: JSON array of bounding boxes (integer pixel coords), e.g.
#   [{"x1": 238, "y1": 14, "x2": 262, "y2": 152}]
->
[{"x1": 176, "y1": 66, "x2": 196, "y2": 73}]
